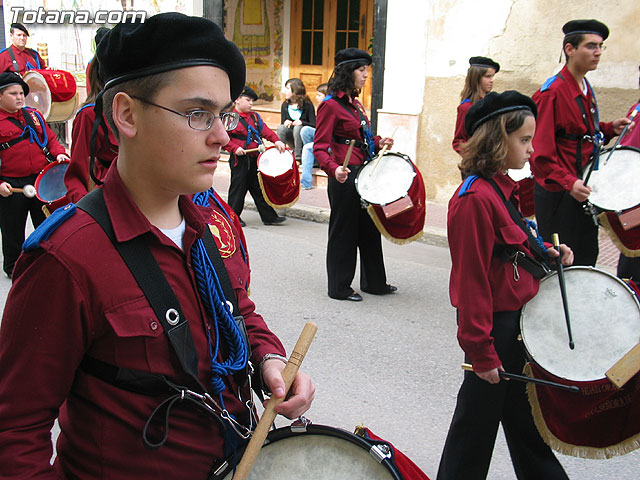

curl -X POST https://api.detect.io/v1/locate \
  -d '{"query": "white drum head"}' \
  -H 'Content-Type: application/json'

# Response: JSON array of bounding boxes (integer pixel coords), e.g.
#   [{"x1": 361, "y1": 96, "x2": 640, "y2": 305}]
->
[
  {"x1": 257, "y1": 148, "x2": 294, "y2": 178},
  {"x1": 23, "y1": 71, "x2": 52, "y2": 119},
  {"x1": 507, "y1": 162, "x2": 531, "y2": 182},
  {"x1": 521, "y1": 267, "x2": 640, "y2": 382},
  {"x1": 589, "y1": 146, "x2": 640, "y2": 211},
  {"x1": 355, "y1": 153, "x2": 416, "y2": 206}
]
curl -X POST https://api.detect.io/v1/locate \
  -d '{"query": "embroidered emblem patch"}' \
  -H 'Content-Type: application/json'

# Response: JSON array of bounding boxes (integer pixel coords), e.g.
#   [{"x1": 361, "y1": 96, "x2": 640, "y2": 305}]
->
[{"x1": 208, "y1": 209, "x2": 236, "y2": 258}]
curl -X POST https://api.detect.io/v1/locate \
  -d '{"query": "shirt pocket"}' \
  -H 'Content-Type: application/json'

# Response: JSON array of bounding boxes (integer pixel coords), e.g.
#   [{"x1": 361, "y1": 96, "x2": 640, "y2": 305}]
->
[{"x1": 498, "y1": 224, "x2": 527, "y2": 247}]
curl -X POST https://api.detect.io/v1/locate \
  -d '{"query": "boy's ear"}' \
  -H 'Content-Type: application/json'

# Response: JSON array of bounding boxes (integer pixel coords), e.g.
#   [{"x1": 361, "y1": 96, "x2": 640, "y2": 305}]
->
[{"x1": 112, "y1": 92, "x2": 138, "y2": 139}]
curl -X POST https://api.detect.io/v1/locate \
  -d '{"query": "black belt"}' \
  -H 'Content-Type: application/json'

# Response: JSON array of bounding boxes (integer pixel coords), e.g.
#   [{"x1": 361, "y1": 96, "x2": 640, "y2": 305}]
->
[{"x1": 333, "y1": 135, "x2": 368, "y2": 152}]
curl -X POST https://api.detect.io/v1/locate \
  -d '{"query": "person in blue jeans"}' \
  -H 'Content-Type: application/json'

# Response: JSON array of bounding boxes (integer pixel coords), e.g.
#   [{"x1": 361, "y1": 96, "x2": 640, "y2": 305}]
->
[{"x1": 299, "y1": 83, "x2": 327, "y2": 189}]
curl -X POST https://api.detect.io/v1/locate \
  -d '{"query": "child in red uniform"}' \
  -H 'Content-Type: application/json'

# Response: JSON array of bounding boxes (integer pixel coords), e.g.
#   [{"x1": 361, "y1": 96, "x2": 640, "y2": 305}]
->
[
  {"x1": 223, "y1": 86, "x2": 287, "y2": 226},
  {"x1": 438, "y1": 91, "x2": 573, "y2": 480}
]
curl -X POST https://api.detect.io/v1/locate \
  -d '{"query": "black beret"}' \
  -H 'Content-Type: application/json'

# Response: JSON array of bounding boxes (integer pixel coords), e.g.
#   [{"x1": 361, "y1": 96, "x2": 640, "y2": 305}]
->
[
  {"x1": 465, "y1": 90, "x2": 537, "y2": 136},
  {"x1": 97, "y1": 12, "x2": 246, "y2": 100},
  {"x1": 10, "y1": 23, "x2": 29, "y2": 36},
  {"x1": 468, "y1": 56, "x2": 500, "y2": 73},
  {"x1": 562, "y1": 19, "x2": 609, "y2": 41},
  {"x1": 94, "y1": 27, "x2": 110, "y2": 47},
  {"x1": 239, "y1": 86, "x2": 258, "y2": 101},
  {"x1": 0, "y1": 72, "x2": 29, "y2": 96},
  {"x1": 335, "y1": 48, "x2": 372, "y2": 68}
]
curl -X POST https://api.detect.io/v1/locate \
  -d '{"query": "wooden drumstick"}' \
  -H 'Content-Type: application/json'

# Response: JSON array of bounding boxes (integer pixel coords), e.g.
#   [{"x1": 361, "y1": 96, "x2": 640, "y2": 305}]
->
[
  {"x1": 243, "y1": 144, "x2": 266, "y2": 154},
  {"x1": 461, "y1": 363, "x2": 580, "y2": 393},
  {"x1": 367, "y1": 143, "x2": 391, "y2": 177},
  {"x1": 10, "y1": 185, "x2": 36, "y2": 198},
  {"x1": 341, "y1": 139, "x2": 356, "y2": 170},
  {"x1": 233, "y1": 322, "x2": 318, "y2": 480},
  {"x1": 552, "y1": 233, "x2": 574, "y2": 350}
]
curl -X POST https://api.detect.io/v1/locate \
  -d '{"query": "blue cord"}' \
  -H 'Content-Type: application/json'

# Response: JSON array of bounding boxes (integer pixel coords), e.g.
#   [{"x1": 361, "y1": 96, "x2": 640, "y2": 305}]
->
[{"x1": 525, "y1": 218, "x2": 547, "y2": 253}]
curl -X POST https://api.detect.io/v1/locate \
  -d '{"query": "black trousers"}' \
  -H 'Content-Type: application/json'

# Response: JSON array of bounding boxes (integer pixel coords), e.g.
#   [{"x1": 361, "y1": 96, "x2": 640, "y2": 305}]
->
[
  {"x1": 0, "y1": 174, "x2": 46, "y2": 277},
  {"x1": 437, "y1": 310, "x2": 568, "y2": 480},
  {"x1": 618, "y1": 254, "x2": 640, "y2": 283},
  {"x1": 534, "y1": 183, "x2": 598, "y2": 266},
  {"x1": 326, "y1": 167, "x2": 387, "y2": 298},
  {"x1": 227, "y1": 155, "x2": 278, "y2": 224}
]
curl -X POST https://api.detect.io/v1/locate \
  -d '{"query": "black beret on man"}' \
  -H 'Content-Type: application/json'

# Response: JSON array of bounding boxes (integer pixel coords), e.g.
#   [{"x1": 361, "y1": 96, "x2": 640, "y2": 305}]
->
[
  {"x1": 562, "y1": 19, "x2": 609, "y2": 41},
  {"x1": 334, "y1": 48, "x2": 372, "y2": 68},
  {"x1": 97, "y1": 12, "x2": 246, "y2": 100},
  {"x1": 465, "y1": 90, "x2": 537, "y2": 136},
  {"x1": 0, "y1": 72, "x2": 30, "y2": 96},
  {"x1": 469, "y1": 56, "x2": 500, "y2": 73},
  {"x1": 240, "y1": 86, "x2": 258, "y2": 101},
  {"x1": 10, "y1": 23, "x2": 29, "y2": 36}
]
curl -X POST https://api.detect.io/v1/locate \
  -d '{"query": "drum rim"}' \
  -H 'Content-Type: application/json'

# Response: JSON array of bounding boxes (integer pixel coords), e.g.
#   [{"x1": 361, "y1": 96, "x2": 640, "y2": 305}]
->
[
  {"x1": 23, "y1": 70, "x2": 52, "y2": 119},
  {"x1": 34, "y1": 160, "x2": 70, "y2": 203},
  {"x1": 216, "y1": 423, "x2": 402, "y2": 480},
  {"x1": 256, "y1": 146, "x2": 295, "y2": 176},
  {"x1": 355, "y1": 152, "x2": 416, "y2": 207},
  {"x1": 588, "y1": 145, "x2": 640, "y2": 211},
  {"x1": 520, "y1": 265, "x2": 640, "y2": 382}
]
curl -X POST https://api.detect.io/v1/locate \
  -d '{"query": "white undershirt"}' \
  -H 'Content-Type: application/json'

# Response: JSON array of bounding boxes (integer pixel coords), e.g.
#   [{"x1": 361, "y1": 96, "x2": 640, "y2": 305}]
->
[
  {"x1": 581, "y1": 79, "x2": 588, "y2": 96},
  {"x1": 159, "y1": 218, "x2": 186, "y2": 250}
]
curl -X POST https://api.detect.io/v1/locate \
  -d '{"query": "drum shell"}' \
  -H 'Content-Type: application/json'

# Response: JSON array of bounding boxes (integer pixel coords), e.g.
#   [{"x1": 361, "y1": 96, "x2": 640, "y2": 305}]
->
[
  {"x1": 23, "y1": 70, "x2": 78, "y2": 122},
  {"x1": 35, "y1": 160, "x2": 70, "y2": 204},
  {"x1": 257, "y1": 147, "x2": 300, "y2": 208}
]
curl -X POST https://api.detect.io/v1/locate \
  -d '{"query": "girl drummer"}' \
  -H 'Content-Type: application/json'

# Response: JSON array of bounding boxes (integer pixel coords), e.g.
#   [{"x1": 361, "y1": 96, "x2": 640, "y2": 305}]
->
[
  {"x1": 437, "y1": 91, "x2": 573, "y2": 480},
  {"x1": 452, "y1": 56, "x2": 499, "y2": 156},
  {"x1": 313, "y1": 48, "x2": 394, "y2": 301}
]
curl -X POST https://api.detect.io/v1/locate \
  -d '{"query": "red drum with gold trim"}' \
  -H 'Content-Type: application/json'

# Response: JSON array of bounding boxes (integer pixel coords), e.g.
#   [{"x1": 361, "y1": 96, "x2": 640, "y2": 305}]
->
[
  {"x1": 355, "y1": 152, "x2": 426, "y2": 244},
  {"x1": 23, "y1": 69, "x2": 78, "y2": 122},
  {"x1": 257, "y1": 147, "x2": 300, "y2": 208}
]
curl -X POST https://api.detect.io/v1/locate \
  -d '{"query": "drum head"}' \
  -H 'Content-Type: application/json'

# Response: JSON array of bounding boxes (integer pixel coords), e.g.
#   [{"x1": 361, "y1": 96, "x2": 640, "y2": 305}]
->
[
  {"x1": 355, "y1": 153, "x2": 416, "y2": 206},
  {"x1": 507, "y1": 161, "x2": 531, "y2": 182},
  {"x1": 23, "y1": 71, "x2": 52, "y2": 119},
  {"x1": 521, "y1": 267, "x2": 640, "y2": 381},
  {"x1": 35, "y1": 161, "x2": 69, "y2": 203},
  {"x1": 257, "y1": 147, "x2": 294, "y2": 178},
  {"x1": 222, "y1": 425, "x2": 398, "y2": 479},
  {"x1": 589, "y1": 146, "x2": 640, "y2": 211}
]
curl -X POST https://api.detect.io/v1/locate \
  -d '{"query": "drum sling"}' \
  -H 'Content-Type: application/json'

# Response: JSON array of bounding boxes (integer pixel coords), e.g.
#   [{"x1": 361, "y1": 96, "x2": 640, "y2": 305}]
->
[
  {"x1": 7, "y1": 46, "x2": 40, "y2": 72},
  {"x1": 77, "y1": 189, "x2": 255, "y2": 450},
  {"x1": 0, "y1": 108, "x2": 56, "y2": 162}
]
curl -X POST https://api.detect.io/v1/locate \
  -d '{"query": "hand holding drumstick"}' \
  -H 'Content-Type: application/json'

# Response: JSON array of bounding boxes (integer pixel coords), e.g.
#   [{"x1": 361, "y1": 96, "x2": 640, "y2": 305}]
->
[{"x1": 0, "y1": 182, "x2": 36, "y2": 198}]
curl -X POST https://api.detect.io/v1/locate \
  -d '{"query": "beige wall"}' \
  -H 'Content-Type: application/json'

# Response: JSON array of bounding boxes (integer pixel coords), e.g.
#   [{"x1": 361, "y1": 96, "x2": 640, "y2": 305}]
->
[{"x1": 404, "y1": 0, "x2": 640, "y2": 203}]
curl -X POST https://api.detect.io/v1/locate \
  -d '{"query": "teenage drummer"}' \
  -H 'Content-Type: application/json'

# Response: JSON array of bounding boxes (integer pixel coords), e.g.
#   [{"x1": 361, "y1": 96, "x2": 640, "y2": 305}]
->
[
  {"x1": 0, "y1": 72, "x2": 68, "y2": 278},
  {"x1": 530, "y1": 19, "x2": 632, "y2": 266},
  {"x1": 223, "y1": 85, "x2": 287, "y2": 226},
  {"x1": 0, "y1": 23, "x2": 46, "y2": 74},
  {"x1": 313, "y1": 48, "x2": 394, "y2": 301},
  {"x1": 437, "y1": 91, "x2": 574, "y2": 480}
]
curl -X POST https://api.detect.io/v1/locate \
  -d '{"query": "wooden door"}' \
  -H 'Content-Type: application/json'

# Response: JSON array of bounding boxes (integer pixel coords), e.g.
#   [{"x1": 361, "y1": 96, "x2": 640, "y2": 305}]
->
[{"x1": 289, "y1": 0, "x2": 374, "y2": 110}]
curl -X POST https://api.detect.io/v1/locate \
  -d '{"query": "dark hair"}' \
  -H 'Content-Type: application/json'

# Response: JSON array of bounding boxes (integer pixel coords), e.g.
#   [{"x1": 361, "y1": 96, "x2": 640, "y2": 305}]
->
[
  {"x1": 84, "y1": 58, "x2": 105, "y2": 106},
  {"x1": 460, "y1": 109, "x2": 534, "y2": 178},
  {"x1": 317, "y1": 83, "x2": 328, "y2": 95},
  {"x1": 285, "y1": 78, "x2": 311, "y2": 106},
  {"x1": 562, "y1": 33, "x2": 585, "y2": 63},
  {"x1": 460, "y1": 66, "x2": 492, "y2": 103},
  {"x1": 102, "y1": 70, "x2": 176, "y2": 141},
  {"x1": 327, "y1": 60, "x2": 368, "y2": 97}
]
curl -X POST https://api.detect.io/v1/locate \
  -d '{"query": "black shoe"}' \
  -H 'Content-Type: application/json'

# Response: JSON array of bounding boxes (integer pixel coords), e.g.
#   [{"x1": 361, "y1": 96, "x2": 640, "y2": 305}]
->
[
  {"x1": 362, "y1": 284, "x2": 397, "y2": 295},
  {"x1": 263, "y1": 216, "x2": 286, "y2": 225},
  {"x1": 345, "y1": 291, "x2": 363, "y2": 301},
  {"x1": 239, "y1": 218, "x2": 246, "y2": 227}
]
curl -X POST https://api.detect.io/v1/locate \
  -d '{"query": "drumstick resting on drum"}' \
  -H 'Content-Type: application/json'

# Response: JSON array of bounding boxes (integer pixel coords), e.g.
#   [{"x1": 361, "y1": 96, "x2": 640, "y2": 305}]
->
[
  {"x1": 461, "y1": 363, "x2": 579, "y2": 393},
  {"x1": 233, "y1": 322, "x2": 318, "y2": 480},
  {"x1": 9, "y1": 185, "x2": 36, "y2": 198},
  {"x1": 552, "y1": 233, "x2": 575, "y2": 350},
  {"x1": 368, "y1": 126, "x2": 398, "y2": 176}
]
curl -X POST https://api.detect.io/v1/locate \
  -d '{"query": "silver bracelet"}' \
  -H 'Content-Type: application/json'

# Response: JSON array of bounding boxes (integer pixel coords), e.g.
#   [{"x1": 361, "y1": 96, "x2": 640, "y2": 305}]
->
[{"x1": 259, "y1": 353, "x2": 288, "y2": 371}]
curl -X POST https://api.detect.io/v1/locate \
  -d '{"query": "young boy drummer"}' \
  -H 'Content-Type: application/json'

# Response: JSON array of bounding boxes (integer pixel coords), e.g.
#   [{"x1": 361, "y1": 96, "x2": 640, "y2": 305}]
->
[
  {"x1": 0, "y1": 13, "x2": 314, "y2": 478},
  {"x1": 437, "y1": 91, "x2": 573, "y2": 480}
]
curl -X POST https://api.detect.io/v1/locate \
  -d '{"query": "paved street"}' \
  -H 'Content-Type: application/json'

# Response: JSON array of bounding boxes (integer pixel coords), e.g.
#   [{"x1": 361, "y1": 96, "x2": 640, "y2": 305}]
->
[{"x1": 0, "y1": 210, "x2": 638, "y2": 478}]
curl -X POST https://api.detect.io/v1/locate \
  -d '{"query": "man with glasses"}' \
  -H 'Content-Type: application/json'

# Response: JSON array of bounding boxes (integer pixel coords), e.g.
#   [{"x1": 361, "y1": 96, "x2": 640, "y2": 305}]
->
[
  {"x1": 530, "y1": 19, "x2": 632, "y2": 266},
  {"x1": 0, "y1": 13, "x2": 314, "y2": 478}
]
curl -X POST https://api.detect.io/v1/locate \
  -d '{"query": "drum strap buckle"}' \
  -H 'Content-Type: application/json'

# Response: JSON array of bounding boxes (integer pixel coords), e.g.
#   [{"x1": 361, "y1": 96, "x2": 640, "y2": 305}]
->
[{"x1": 369, "y1": 443, "x2": 392, "y2": 463}]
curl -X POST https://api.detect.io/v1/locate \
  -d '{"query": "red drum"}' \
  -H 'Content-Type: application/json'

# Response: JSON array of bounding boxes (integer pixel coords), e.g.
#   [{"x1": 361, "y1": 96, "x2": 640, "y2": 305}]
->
[
  {"x1": 355, "y1": 152, "x2": 426, "y2": 244},
  {"x1": 256, "y1": 147, "x2": 300, "y2": 208},
  {"x1": 508, "y1": 163, "x2": 535, "y2": 218},
  {"x1": 23, "y1": 69, "x2": 78, "y2": 122},
  {"x1": 599, "y1": 207, "x2": 640, "y2": 257},
  {"x1": 35, "y1": 160, "x2": 70, "y2": 215}
]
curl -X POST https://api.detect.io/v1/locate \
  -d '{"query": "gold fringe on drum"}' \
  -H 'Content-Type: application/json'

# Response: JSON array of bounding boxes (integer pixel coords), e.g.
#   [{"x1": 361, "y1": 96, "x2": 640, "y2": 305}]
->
[
  {"x1": 598, "y1": 212, "x2": 640, "y2": 257},
  {"x1": 257, "y1": 171, "x2": 300, "y2": 209},
  {"x1": 366, "y1": 205, "x2": 424, "y2": 245}
]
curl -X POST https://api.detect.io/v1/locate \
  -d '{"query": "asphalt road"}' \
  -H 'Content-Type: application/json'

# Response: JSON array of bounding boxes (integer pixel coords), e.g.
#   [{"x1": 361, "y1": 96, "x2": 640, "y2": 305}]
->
[{"x1": 0, "y1": 210, "x2": 638, "y2": 479}]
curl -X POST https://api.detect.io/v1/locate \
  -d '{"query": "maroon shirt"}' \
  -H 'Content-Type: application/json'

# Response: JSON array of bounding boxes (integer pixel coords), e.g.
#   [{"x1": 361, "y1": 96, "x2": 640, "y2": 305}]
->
[
  {"x1": 448, "y1": 173, "x2": 545, "y2": 371},
  {"x1": 452, "y1": 99, "x2": 472, "y2": 154},
  {"x1": 0, "y1": 45, "x2": 45, "y2": 74},
  {"x1": 531, "y1": 65, "x2": 616, "y2": 192},
  {"x1": 313, "y1": 91, "x2": 381, "y2": 177},
  {"x1": 0, "y1": 164, "x2": 285, "y2": 478},
  {"x1": 65, "y1": 104, "x2": 118, "y2": 203},
  {"x1": 223, "y1": 110, "x2": 280, "y2": 155},
  {"x1": 0, "y1": 107, "x2": 66, "y2": 177}
]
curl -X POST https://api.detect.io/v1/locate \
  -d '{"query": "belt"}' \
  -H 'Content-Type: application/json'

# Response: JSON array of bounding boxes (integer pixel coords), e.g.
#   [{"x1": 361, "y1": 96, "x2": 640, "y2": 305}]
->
[{"x1": 333, "y1": 135, "x2": 368, "y2": 152}]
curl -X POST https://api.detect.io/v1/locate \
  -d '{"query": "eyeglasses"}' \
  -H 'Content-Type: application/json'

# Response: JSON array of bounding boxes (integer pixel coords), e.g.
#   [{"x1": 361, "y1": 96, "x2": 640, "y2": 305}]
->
[
  {"x1": 583, "y1": 42, "x2": 606, "y2": 52},
  {"x1": 130, "y1": 95, "x2": 240, "y2": 131}
]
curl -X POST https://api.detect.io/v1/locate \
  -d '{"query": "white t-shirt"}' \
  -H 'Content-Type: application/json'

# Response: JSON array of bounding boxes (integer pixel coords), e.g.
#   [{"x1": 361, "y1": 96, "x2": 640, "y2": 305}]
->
[{"x1": 159, "y1": 218, "x2": 186, "y2": 250}]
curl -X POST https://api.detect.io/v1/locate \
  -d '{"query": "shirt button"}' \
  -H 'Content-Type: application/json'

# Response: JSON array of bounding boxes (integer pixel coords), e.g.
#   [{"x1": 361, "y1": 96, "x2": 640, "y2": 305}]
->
[{"x1": 150, "y1": 321, "x2": 159, "y2": 331}]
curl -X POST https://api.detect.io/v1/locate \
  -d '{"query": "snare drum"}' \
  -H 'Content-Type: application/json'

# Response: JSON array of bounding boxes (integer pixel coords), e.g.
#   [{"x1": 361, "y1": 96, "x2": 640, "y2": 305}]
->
[
  {"x1": 257, "y1": 147, "x2": 300, "y2": 208},
  {"x1": 508, "y1": 162, "x2": 535, "y2": 217},
  {"x1": 218, "y1": 424, "x2": 403, "y2": 479},
  {"x1": 35, "y1": 160, "x2": 69, "y2": 206},
  {"x1": 588, "y1": 146, "x2": 640, "y2": 212},
  {"x1": 23, "y1": 69, "x2": 78, "y2": 122},
  {"x1": 521, "y1": 266, "x2": 640, "y2": 382}
]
